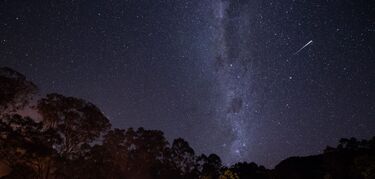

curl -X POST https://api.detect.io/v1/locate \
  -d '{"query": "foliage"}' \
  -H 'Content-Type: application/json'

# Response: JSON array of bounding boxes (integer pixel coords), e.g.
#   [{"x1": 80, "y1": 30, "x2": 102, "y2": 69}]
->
[
  {"x1": 1, "y1": 67, "x2": 375, "y2": 179},
  {"x1": 219, "y1": 169, "x2": 239, "y2": 179},
  {"x1": 0, "y1": 67, "x2": 37, "y2": 114},
  {"x1": 37, "y1": 93, "x2": 111, "y2": 157},
  {"x1": 0, "y1": 114, "x2": 60, "y2": 178}
]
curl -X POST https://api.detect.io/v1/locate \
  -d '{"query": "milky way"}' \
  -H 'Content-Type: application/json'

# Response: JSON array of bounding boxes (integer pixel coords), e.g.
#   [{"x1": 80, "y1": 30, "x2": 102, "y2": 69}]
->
[
  {"x1": 1, "y1": 0, "x2": 375, "y2": 167},
  {"x1": 210, "y1": 0, "x2": 255, "y2": 163}
]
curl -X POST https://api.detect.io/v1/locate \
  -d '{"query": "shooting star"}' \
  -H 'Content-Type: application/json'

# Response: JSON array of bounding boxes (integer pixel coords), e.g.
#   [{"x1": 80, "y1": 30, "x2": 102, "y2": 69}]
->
[{"x1": 294, "y1": 40, "x2": 313, "y2": 55}]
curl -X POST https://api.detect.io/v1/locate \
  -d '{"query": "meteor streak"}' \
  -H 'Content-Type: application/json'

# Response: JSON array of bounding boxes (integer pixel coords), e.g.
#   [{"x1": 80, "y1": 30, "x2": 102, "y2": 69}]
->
[{"x1": 294, "y1": 40, "x2": 313, "y2": 55}]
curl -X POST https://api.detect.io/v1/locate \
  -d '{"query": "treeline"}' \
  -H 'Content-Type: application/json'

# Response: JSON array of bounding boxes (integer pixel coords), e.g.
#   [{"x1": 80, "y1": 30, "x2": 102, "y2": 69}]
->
[{"x1": 0, "y1": 67, "x2": 374, "y2": 179}]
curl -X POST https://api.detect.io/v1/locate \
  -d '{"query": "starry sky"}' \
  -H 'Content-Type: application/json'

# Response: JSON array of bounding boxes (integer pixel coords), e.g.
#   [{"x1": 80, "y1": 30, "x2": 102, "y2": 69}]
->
[{"x1": 1, "y1": 0, "x2": 375, "y2": 167}]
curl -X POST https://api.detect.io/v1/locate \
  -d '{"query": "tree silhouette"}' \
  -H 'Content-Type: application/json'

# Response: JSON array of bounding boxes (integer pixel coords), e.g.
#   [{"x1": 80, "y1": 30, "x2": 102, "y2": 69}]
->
[
  {"x1": 219, "y1": 169, "x2": 239, "y2": 179},
  {"x1": 1, "y1": 67, "x2": 375, "y2": 179},
  {"x1": 170, "y1": 138, "x2": 196, "y2": 177},
  {"x1": 0, "y1": 67, "x2": 37, "y2": 115},
  {"x1": 37, "y1": 93, "x2": 111, "y2": 157},
  {"x1": 0, "y1": 114, "x2": 60, "y2": 178},
  {"x1": 198, "y1": 154, "x2": 222, "y2": 179},
  {"x1": 229, "y1": 162, "x2": 268, "y2": 179}
]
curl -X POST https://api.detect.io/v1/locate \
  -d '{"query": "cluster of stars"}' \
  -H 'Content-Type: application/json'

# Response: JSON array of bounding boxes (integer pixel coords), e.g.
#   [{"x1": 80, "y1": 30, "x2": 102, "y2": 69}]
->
[{"x1": 1, "y1": 0, "x2": 374, "y2": 167}]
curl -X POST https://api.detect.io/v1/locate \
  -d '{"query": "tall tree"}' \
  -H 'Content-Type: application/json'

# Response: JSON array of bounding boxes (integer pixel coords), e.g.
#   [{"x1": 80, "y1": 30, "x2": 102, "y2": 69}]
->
[
  {"x1": 170, "y1": 138, "x2": 197, "y2": 178},
  {"x1": 126, "y1": 128, "x2": 170, "y2": 179},
  {"x1": 37, "y1": 93, "x2": 111, "y2": 157},
  {"x1": 197, "y1": 154, "x2": 222, "y2": 179}
]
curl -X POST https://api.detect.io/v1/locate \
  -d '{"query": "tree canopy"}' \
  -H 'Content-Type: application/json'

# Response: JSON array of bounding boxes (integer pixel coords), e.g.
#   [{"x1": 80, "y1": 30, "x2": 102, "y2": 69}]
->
[
  {"x1": 0, "y1": 67, "x2": 37, "y2": 114},
  {"x1": 0, "y1": 67, "x2": 374, "y2": 179}
]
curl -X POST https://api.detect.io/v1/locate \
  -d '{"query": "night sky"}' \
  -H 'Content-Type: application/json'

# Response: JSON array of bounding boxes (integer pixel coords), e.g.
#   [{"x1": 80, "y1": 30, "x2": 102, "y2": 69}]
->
[{"x1": 1, "y1": 0, "x2": 375, "y2": 167}]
